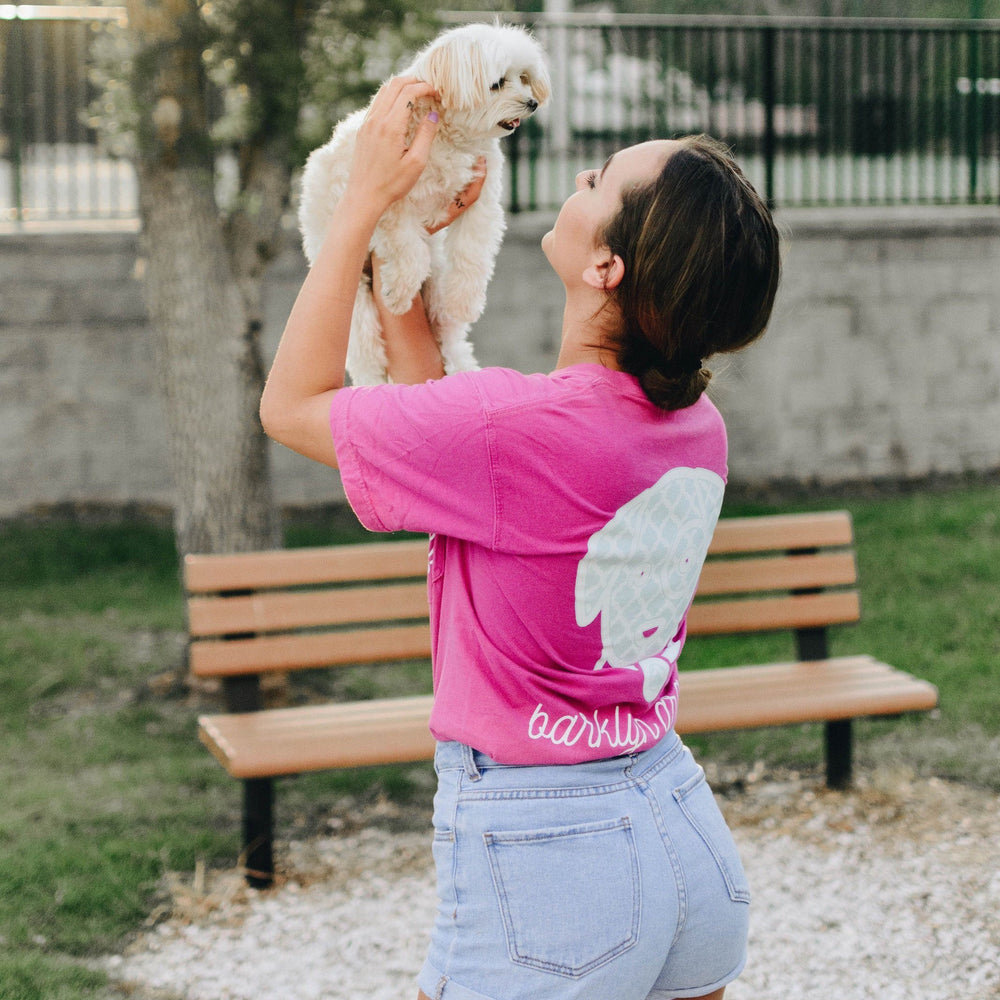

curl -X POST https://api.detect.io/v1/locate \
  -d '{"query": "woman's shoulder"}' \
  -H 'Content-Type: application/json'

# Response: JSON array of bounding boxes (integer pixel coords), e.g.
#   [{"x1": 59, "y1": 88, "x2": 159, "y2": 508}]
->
[
  {"x1": 445, "y1": 365, "x2": 580, "y2": 409},
  {"x1": 467, "y1": 362, "x2": 632, "y2": 408}
]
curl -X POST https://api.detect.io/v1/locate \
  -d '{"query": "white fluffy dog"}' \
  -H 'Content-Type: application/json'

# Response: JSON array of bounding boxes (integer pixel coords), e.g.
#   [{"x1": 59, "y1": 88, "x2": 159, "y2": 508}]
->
[{"x1": 298, "y1": 22, "x2": 550, "y2": 384}]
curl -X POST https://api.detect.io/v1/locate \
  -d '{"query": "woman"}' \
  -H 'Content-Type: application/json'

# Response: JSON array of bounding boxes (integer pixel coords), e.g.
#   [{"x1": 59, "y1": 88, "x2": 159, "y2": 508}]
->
[{"x1": 261, "y1": 76, "x2": 780, "y2": 1000}]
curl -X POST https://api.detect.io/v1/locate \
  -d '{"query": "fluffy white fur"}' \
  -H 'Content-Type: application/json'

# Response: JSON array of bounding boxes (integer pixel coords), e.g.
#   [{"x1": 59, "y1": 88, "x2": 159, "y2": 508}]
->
[{"x1": 298, "y1": 22, "x2": 550, "y2": 385}]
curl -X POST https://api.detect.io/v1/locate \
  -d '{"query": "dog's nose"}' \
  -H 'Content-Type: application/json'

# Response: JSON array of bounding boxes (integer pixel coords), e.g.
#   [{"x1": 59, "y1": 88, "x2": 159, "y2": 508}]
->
[{"x1": 525, "y1": 98, "x2": 538, "y2": 112}]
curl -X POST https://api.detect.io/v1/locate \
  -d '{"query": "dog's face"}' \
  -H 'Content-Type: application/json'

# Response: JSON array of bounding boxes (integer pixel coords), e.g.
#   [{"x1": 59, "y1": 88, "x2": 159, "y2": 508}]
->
[{"x1": 412, "y1": 23, "x2": 550, "y2": 139}]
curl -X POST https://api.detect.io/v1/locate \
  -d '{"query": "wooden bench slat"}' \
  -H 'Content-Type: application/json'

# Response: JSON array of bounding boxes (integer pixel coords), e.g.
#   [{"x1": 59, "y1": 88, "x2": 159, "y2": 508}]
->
[
  {"x1": 184, "y1": 512, "x2": 852, "y2": 597},
  {"x1": 190, "y1": 624, "x2": 433, "y2": 677},
  {"x1": 188, "y1": 554, "x2": 859, "y2": 639},
  {"x1": 189, "y1": 555, "x2": 857, "y2": 638},
  {"x1": 189, "y1": 591, "x2": 861, "y2": 678},
  {"x1": 696, "y1": 551, "x2": 856, "y2": 596},
  {"x1": 199, "y1": 696, "x2": 436, "y2": 777},
  {"x1": 188, "y1": 581, "x2": 429, "y2": 637},
  {"x1": 677, "y1": 658, "x2": 939, "y2": 731},
  {"x1": 706, "y1": 511, "x2": 853, "y2": 554},
  {"x1": 197, "y1": 657, "x2": 937, "y2": 779},
  {"x1": 685, "y1": 657, "x2": 932, "y2": 702},
  {"x1": 686, "y1": 591, "x2": 860, "y2": 635},
  {"x1": 184, "y1": 539, "x2": 429, "y2": 593}
]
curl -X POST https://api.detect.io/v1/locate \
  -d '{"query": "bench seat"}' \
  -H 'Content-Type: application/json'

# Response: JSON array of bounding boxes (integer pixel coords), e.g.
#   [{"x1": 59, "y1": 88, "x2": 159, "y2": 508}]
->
[{"x1": 199, "y1": 653, "x2": 937, "y2": 779}]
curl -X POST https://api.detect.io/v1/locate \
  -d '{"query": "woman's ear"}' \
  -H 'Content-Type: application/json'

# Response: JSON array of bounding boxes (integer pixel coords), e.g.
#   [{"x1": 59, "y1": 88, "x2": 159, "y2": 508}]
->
[{"x1": 582, "y1": 252, "x2": 625, "y2": 292}]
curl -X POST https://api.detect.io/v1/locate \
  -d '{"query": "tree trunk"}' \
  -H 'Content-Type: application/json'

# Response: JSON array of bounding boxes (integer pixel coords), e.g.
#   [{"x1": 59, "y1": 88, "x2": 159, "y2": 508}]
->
[
  {"x1": 138, "y1": 163, "x2": 280, "y2": 556},
  {"x1": 127, "y1": 0, "x2": 289, "y2": 557}
]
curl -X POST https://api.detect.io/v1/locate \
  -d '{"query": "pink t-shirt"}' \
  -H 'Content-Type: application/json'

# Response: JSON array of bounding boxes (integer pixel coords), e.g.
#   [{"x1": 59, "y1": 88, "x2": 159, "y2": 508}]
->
[{"x1": 330, "y1": 363, "x2": 727, "y2": 764}]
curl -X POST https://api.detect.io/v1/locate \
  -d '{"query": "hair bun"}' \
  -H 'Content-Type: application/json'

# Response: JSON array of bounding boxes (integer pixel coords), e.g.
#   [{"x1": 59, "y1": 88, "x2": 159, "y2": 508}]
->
[
  {"x1": 640, "y1": 365, "x2": 711, "y2": 411},
  {"x1": 667, "y1": 353, "x2": 704, "y2": 377}
]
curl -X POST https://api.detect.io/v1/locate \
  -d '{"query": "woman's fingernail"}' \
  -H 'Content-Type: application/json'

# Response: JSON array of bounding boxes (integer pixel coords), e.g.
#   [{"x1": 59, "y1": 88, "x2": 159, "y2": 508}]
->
[{"x1": 427, "y1": 111, "x2": 439, "y2": 123}]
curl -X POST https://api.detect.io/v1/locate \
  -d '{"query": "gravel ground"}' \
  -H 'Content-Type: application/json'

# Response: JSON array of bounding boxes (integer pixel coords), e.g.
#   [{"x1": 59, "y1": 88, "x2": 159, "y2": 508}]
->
[{"x1": 101, "y1": 767, "x2": 1000, "y2": 1000}]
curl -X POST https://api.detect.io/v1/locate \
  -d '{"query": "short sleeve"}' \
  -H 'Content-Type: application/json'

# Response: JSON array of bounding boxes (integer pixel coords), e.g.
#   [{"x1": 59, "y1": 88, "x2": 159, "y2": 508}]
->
[{"x1": 330, "y1": 371, "x2": 498, "y2": 545}]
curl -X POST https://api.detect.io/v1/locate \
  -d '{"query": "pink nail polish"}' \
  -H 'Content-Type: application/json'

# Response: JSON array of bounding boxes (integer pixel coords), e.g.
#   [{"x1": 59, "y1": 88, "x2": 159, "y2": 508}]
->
[{"x1": 428, "y1": 111, "x2": 439, "y2": 123}]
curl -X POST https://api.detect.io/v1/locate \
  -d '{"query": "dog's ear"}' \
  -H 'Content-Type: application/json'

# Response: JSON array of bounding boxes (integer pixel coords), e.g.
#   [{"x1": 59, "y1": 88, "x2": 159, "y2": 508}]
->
[
  {"x1": 519, "y1": 33, "x2": 551, "y2": 107},
  {"x1": 422, "y1": 33, "x2": 492, "y2": 112},
  {"x1": 528, "y1": 59, "x2": 551, "y2": 107}
]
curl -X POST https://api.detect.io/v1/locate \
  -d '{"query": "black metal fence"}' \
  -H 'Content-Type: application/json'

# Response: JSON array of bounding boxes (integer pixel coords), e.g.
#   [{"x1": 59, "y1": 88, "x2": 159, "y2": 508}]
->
[
  {"x1": 2, "y1": 7, "x2": 998, "y2": 223},
  {"x1": 494, "y1": 12, "x2": 1000, "y2": 211},
  {"x1": 1, "y1": 5, "x2": 135, "y2": 222}
]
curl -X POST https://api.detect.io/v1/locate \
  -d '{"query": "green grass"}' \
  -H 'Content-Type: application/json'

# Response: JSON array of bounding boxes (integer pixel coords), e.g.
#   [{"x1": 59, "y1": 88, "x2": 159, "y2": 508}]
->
[{"x1": 1, "y1": 485, "x2": 998, "y2": 997}]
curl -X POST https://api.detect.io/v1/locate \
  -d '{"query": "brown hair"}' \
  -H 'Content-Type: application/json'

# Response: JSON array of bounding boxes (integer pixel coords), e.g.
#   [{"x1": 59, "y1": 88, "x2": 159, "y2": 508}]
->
[{"x1": 600, "y1": 135, "x2": 780, "y2": 410}]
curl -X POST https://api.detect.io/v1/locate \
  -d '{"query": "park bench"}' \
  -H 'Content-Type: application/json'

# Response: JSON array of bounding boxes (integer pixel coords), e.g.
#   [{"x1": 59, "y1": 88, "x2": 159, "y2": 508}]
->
[{"x1": 186, "y1": 510, "x2": 938, "y2": 886}]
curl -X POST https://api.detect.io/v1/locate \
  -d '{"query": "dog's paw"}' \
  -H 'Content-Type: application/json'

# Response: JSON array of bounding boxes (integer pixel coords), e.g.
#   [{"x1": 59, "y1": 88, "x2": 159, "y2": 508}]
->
[{"x1": 373, "y1": 229, "x2": 431, "y2": 315}]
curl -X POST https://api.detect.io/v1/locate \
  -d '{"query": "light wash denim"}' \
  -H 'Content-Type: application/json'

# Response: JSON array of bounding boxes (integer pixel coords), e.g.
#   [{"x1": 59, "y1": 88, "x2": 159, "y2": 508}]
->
[{"x1": 418, "y1": 731, "x2": 750, "y2": 1000}]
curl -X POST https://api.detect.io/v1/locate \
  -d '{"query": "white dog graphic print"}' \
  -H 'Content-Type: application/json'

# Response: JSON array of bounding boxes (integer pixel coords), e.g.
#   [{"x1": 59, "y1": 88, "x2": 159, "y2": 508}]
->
[{"x1": 575, "y1": 467, "x2": 725, "y2": 702}]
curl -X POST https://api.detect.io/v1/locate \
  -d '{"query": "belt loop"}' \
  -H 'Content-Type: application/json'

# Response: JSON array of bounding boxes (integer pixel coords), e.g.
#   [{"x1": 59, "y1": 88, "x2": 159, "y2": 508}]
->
[{"x1": 462, "y1": 743, "x2": 483, "y2": 781}]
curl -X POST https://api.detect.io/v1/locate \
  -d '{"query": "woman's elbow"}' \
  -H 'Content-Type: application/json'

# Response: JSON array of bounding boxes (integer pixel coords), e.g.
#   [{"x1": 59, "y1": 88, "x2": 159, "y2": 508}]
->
[
  {"x1": 259, "y1": 384, "x2": 295, "y2": 447},
  {"x1": 258, "y1": 387, "x2": 280, "y2": 441},
  {"x1": 258, "y1": 386, "x2": 340, "y2": 468}
]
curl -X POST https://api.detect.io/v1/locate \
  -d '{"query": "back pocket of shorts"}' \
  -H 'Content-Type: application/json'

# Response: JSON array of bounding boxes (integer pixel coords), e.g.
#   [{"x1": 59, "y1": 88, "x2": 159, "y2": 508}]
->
[
  {"x1": 483, "y1": 816, "x2": 640, "y2": 978},
  {"x1": 673, "y1": 768, "x2": 751, "y2": 904}
]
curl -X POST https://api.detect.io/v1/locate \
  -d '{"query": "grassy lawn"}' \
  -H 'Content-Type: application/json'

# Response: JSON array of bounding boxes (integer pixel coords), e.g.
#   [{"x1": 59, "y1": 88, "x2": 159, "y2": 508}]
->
[{"x1": 1, "y1": 484, "x2": 998, "y2": 997}]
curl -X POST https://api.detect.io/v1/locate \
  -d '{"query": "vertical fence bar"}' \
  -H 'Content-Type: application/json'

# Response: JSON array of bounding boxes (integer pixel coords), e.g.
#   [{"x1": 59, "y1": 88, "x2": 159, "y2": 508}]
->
[
  {"x1": 968, "y1": 23, "x2": 982, "y2": 201},
  {"x1": 844, "y1": 27, "x2": 855, "y2": 204},
  {"x1": 825, "y1": 26, "x2": 838, "y2": 204},
  {"x1": 952, "y1": 29, "x2": 963, "y2": 202},
  {"x1": 990, "y1": 24, "x2": 996, "y2": 204},
  {"x1": 31, "y1": 18, "x2": 51, "y2": 217},
  {"x1": 807, "y1": 26, "x2": 819, "y2": 204},
  {"x1": 859, "y1": 27, "x2": 870, "y2": 204},
  {"x1": 54, "y1": 15, "x2": 70, "y2": 216},
  {"x1": 873, "y1": 28, "x2": 883, "y2": 204},
  {"x1": 915, "y1": 28, "x2": 926, "y2": 202},
  {"x1": 762, "y1": 23, "x2": 776, "y2": 208},
  {"x1": 945, "y1": 28, "x2": 955, "y2": 201},
  {"x1": 508, "y1": 125, "x2": 521, "y2": 215},
  {"x1": 8, "y1": 14, "x2": 26, "y2": 220},
  {"x1": 927, "y1": 29, "x2": 937, "y2": 202},
  {"x1": 794, "y1": 28, "x2": 808, "y2": 204}
]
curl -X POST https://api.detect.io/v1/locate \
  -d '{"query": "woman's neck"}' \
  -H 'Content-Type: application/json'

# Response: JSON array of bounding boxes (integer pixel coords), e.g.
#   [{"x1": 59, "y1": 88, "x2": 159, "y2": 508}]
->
[{"x1": 553, "y1": 292, "x2": 622, "y2": 372}]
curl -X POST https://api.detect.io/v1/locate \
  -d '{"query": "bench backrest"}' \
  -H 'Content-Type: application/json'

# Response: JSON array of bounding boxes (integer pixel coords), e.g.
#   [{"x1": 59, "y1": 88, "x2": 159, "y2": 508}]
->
[{"x1": 184, "y1": 510, "x2": 858, "y2": 682}]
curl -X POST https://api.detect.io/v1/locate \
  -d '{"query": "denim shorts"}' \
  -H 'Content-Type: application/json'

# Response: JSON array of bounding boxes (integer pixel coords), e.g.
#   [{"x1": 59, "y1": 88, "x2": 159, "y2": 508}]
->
[{"x1": 417, "y1": 731, "x2": 750, "y2": 1000}]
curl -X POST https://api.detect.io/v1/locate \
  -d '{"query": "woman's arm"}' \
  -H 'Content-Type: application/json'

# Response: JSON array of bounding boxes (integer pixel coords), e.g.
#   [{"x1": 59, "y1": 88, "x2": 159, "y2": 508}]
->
[
  {"x1": 259, "y1": 77, "x2": 440, "y2": 468},
  {"x1": 372, "y1": 254, "x2": 446, "y2": 385}
]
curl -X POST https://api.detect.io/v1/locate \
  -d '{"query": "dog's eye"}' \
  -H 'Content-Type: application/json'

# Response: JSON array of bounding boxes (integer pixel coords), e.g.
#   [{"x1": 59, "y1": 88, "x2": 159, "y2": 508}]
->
[
  {"x1": 520, "y1": 73, "x2": 530, "y2": 85},
  {"x1": 490, "y1": 77, "x2": 506, "y2": 91}
]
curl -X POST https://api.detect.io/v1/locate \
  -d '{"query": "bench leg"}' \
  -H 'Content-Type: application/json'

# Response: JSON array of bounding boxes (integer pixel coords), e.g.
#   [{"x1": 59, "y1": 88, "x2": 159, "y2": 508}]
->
[
  {"x1": 242, "y1": 777, "x2": 275, "y2": 888},
  {"x1": 825, "y1": 719, "x2": 853, "y2": 789}
]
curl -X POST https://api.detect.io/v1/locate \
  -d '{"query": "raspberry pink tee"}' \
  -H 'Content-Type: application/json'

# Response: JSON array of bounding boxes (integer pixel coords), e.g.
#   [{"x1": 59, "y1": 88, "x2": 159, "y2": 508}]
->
[{"x1": 330, "y1": 364, "x2": 727, "y2": 764}]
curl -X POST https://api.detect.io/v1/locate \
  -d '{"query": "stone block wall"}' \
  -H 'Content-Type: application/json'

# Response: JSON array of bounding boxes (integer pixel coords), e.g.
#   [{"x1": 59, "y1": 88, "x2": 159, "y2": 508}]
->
[
  {"x1": 718, "y1": 207, "x2": 1000, "y2": 486},
  {"x1": 1, "y1": 205, "x2": 998, "y2": 519}
]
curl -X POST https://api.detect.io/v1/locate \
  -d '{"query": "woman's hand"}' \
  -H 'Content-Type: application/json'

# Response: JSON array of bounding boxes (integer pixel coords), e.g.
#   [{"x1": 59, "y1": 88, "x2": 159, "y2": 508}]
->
[
  {"x1": 426, "y1": 156, "x2": 488, "y2": 234},
  {"x1": 345, "y1": 76, "x2": 441, "y2": 218}
]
